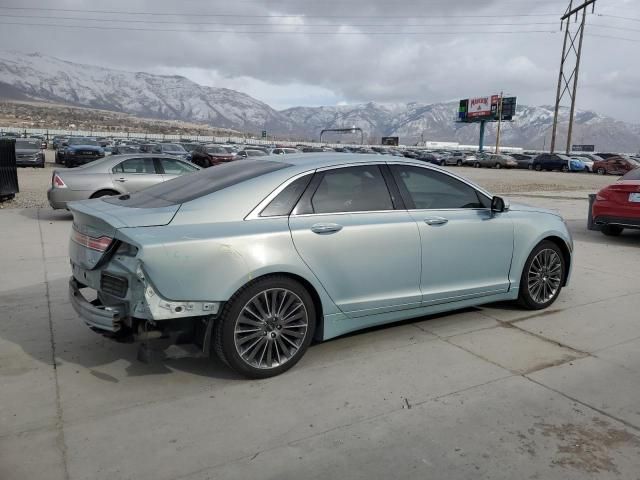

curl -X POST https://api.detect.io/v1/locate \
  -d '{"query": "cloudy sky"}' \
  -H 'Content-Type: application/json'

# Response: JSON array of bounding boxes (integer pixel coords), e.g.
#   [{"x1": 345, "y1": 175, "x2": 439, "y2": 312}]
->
[{"x1": 0, "y1": 0, "x2": 638, "y2": 120}]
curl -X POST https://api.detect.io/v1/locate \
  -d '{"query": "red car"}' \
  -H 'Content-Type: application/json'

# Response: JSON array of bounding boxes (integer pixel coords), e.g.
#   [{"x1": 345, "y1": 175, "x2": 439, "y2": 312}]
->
[
  {"x1": 589, "y1": 168, "x2": 640, "y2": 236},
  {"x1": 592, "y1": 156, "x2": 639, "y2": 175},
  {"x1": 190, "y1": 144, "x2": 235, "y2": 168}
]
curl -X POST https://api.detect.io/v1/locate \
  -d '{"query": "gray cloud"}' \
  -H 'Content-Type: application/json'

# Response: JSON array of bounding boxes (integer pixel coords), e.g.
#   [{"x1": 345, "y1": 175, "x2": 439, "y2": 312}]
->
[{"x1": 0, "y1": 0, "x2": 638, "y2": 120}]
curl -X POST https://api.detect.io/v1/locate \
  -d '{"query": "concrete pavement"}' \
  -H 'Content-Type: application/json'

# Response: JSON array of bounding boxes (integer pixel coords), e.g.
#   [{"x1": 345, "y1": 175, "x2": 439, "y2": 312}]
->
[{"x1": 1, "y1": 198, "x2": 639, "y2": 480}]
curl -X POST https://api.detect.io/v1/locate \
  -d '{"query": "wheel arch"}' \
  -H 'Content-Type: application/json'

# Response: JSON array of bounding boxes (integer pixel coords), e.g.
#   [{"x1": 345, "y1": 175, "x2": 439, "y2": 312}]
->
[
  {"x1": 90, "y1": 189, "x2": 121, "y2": 199},
  {"x1": 225, "y1": 272, "x2": 326, "y2": 342},
  {"x1": 540, "y1": 235, "x2": 572, "y2": 286}
]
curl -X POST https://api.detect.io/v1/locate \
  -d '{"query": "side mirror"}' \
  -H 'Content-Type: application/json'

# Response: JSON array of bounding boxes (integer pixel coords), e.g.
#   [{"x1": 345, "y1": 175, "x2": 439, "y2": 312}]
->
[{"x1": 491, "y1": 196, "x2": 509, "y2": 213}]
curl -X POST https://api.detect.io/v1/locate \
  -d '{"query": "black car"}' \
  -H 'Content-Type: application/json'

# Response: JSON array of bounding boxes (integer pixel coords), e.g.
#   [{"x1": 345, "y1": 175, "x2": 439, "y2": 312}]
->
[
  {"x1": 531, "y1": 153, "x2": 572, "y2": 172},
  {"x1": 15, "y1": 139, "x2": 45, "y2": 168},
  {"x1": 56, "y1": 137, "x2": 105, "y2": 167},
  {"x1": 416, "y1": 152, "x2": 440, "y2": 165}
]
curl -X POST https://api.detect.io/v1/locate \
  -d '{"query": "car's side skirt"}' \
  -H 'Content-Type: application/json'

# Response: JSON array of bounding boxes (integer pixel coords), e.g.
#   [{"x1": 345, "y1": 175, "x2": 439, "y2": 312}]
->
[{"x1": 321, "y1": 289, "x2": 519, "y2": 340}]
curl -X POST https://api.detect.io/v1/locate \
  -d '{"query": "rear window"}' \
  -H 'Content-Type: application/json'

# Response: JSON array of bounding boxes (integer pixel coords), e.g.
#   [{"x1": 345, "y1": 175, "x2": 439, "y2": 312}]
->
[{"x1": 104, "y1": 160, "x2": 290, "y2": 207}]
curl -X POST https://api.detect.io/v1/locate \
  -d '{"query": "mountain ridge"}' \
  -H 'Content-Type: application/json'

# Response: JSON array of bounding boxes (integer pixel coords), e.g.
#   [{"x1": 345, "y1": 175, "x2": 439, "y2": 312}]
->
[{"x1": 0, "y1": 51, "x2": 638, "y2": 151}]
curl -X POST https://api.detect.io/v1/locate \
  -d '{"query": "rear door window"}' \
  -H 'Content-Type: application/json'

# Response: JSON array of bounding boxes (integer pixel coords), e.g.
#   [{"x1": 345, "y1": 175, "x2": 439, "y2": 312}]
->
[
  {"x1": 112, "y1": 158, "x2": 156, "y2": 174},
  {"x1": 310, "y1": 166, "x2": 393, "y2": 214},
  {"x1": 158, "y1": 158, "x2": 198, "y2": 174}
]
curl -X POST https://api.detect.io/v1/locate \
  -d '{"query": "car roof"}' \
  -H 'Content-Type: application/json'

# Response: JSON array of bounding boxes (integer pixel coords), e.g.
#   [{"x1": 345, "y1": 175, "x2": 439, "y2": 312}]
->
[{"x1": 55, "y1": 154, "x2": 196, "y2": 174}]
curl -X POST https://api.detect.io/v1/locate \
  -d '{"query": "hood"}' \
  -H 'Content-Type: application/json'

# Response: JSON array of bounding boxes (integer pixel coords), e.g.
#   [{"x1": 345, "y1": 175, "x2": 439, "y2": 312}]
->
[{"x1": 508, "y1": 202, "x2": 562, "y2": 218}]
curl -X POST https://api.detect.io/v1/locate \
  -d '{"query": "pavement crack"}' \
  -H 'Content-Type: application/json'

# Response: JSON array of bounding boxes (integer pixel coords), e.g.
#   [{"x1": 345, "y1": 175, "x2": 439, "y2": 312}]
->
[
  {"x1": 524, "y1": 376, "x2": 640, "y2": 434},
  {"x1": 37, "y1": 208, "x2": 70, "y2": 480}
]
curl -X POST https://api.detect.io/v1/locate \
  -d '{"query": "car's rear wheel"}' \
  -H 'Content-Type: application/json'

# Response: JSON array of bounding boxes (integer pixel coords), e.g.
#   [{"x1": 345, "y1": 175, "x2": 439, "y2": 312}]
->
[
  {"x1": 456, "y1": 160, "x2": 463, "y2": 166},
  {"x1": 213, "y1": 276, "x2": 316, "y2": 378},
  {"x1": 602, "y1": 225, "x2": 623, "y2": 236},
  {"x1": 474, "y1": 162, "x2": 481, "y2": 168},
  {"x1": 495, "y1": 163, "x2": 502, "y2": 169},
  {"x1": 518, "y1": 240, "x2": 565, "y2": 310},
  {"x1": 597, "y1": 168, "x2": 606, "y2": 175},
  {"x1": 439, "y1": 160, "x2": 445, "y2": 166},
  {"x1": 561, "y1": 165, "x2": 569, "y2": 172},
  {"x1": 535, "y1": 164, "x2": 542, "y2": 171}
]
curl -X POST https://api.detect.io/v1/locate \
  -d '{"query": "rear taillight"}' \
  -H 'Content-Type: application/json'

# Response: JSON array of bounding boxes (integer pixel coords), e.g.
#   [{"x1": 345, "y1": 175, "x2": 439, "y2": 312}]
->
[
  {"x1": 71, "y1": 229, "x2": 113, "y2": 252},
  {"x1": 52, "y1": 173, "x2": 67, "y2": 188}
]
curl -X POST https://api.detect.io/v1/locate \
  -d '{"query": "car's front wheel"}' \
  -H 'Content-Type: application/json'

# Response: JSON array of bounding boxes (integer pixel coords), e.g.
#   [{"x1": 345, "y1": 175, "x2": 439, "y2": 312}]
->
[
  {"x1": 518, "y1": 240, "x2": 565, "y2": 310},
  {"x1": 213, "y1": 276, "x2": 316, "y2": 378},
  {"x1": 597, "y1": 168, "x2": 606, "y2": 175}
]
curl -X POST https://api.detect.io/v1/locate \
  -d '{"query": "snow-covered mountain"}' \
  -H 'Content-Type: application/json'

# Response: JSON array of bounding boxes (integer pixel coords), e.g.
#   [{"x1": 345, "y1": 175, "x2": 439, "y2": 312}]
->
[
  {"x1": 0, "y1": 51, "x2": 289, "y2": 133},
  {"x1": 1, "y1": 51, "x2": 639, "y2": 151}
]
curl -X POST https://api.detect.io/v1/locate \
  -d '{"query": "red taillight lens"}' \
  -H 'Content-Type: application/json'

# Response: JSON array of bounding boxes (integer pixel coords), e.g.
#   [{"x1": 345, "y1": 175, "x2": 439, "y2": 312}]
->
[
  {"x1": 52, "y1": 174, "x2": 66, "y2": 188},
  {"x1": 71, "y1": 229, "x2": 113, "y2": 252}
]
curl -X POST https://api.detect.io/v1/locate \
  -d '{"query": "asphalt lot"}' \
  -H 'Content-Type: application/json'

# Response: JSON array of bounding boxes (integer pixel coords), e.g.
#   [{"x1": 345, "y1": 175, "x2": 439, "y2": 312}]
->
[{"x1": 1, "y1": 161, "x2": 640, "y2": 479}]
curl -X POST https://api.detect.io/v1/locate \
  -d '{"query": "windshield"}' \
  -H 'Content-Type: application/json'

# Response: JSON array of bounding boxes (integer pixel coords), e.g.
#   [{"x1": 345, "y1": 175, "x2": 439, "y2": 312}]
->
[
  {"x1": 68, "y1": 138, "x2": 99, "y2": 146},
  {"x1": 16, "y1": 140, "x2": 40, "y2": 149}
]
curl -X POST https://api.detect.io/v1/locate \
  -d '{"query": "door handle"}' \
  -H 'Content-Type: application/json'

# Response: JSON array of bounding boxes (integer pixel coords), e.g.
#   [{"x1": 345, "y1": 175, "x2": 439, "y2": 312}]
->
[
  {"x1": 115, "y1": 178, "x2": 126, "y2": 182},
  {"x1": 424, "y1": 216, "x2": 448, "y2": 226},
  {"x1": 311, "y1": 223, "x2": 343, "y2": 234}
]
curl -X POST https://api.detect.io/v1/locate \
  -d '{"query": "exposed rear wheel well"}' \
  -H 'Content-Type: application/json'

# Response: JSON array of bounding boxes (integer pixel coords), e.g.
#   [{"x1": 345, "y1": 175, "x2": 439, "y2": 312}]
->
[
  {"x1": 542, "y1": 236, "x2": 571, "y2": 286},
  {"x1": 229, "y1": 273, "x2": 324, "y2": 342},
  {"x1": 90, "y1": 189, "x2": 120, "y2": 199}
]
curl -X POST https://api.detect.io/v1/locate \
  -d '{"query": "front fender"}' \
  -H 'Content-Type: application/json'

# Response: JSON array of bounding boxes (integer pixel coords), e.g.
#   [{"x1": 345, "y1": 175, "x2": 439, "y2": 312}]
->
[{"x1": 509, "y1": 212, "x2": 573, "y2": 290}]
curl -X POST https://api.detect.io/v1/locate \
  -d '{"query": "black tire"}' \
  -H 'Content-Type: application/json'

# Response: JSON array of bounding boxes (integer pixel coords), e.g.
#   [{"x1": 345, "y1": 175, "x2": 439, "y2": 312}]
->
[
  {"x1": 439, "y1": 160, "x2": 445, "y2": 166},
  {"x1": 474, "y1": 162, "x2": 481, "y2": 168},
  {"x1": 528, "y1": 164, "x2": 533, "y2": 170},
  {"x1": 456, "y1": 159, "x2": 462, "y2": 166},
  {"x1": 213, "y1": 275, "x2": 316, "y2": 379},
  {"x1": 597, "y1": 168, "x2": 606, "y2": 175},
  {"x1": 534, "y1": 164, "x2": 542, "y2": 171},
  {"x1": 602, "y1": 225, "x2": 623, "y2": 236},
  {"x1": 495, "y1": 163, "x2": 502, "y2": 169},
  {"x1": 518, "y1": 240, "x2": 565, "y2": 310},
  {"x1": 561, "y1": 165, "x2": 569, "y2": 172},
  {"x1": 90, "y1": 190, "x2": 119, "y2": 199}
]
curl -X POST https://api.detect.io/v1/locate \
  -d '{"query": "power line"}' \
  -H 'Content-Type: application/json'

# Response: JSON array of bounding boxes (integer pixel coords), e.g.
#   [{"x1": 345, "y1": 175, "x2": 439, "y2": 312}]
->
[
  {"x1": 0, "y1": 14, "x2": 562, "y2": 28},
  {"x1": 587, "y1": 32, "x2": 640, "y2": 42},
  {"x1": 0, "y1": 21, "x2": 560, "y2": 35},
  {"x1": 590, "y1": 23, "x2": 640, "y2": 34},
  {"x1": 597, "y1": 13, "x2": 640, "y2": 23},
  {"x1": 0, "y1": 5, "x2": 562, "y2": 18}
]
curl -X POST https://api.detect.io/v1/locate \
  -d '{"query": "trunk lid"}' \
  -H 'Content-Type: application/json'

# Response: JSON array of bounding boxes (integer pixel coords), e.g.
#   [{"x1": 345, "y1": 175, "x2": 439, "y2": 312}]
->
[{"x1": 68, "y1": 198, "x2": 180, "y2": 269}]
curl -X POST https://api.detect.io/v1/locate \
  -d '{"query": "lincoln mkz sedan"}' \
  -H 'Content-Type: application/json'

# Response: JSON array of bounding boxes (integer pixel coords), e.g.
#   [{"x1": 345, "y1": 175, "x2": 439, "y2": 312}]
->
[{"x1": 67, "y1": 154, "x2": 573, "y2": 378}]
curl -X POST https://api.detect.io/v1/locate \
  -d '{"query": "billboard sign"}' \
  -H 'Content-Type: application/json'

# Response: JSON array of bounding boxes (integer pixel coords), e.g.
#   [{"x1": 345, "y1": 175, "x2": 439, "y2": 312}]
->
[
  {"x1": 381, "y1": 136, "x2": 399, "y2": 146},
  {"x1": 572, "y1": 144, "x2": 595, "y2": 152},
  {"x1": 458, "y1": 95, "x2": 517, "y2": 122},
  {"x1": 468, "y1": 95, "x2": 498, "y2": 119}
]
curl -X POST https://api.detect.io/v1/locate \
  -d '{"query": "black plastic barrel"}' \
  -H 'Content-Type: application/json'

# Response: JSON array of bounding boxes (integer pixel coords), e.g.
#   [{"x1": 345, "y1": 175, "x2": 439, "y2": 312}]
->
[{"x1": 0, "y1": 138, "x2": 19, "y2": 201}]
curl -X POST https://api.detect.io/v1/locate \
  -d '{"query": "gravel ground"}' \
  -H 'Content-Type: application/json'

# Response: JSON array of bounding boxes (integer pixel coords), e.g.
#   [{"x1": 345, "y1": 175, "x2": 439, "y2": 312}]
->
[{"x1": 0, "y1": 151, "x2": 618, "y2": 209}]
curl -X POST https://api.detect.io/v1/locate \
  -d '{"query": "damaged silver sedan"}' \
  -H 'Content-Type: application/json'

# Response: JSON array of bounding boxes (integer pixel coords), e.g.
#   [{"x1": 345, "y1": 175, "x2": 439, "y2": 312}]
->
[{"x1": 68, "y1": 155, "x2": 572, "y2": 378}]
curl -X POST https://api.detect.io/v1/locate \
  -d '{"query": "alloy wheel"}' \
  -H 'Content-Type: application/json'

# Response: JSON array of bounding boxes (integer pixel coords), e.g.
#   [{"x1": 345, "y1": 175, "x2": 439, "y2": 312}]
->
[
  {"x1": 527, "y1": 249, "x2": 562, "y2": 304},
  {"x1": 233, "y1": 288, "x2": 309, "y2": 369}
]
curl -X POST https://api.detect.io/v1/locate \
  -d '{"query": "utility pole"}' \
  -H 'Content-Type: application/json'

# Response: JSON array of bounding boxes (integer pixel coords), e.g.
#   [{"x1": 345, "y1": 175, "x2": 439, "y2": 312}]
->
[
  {"x1": 550, "y1": 0, "x2": 597, "y2": 154},
  {"x1": 495, "y1": 91, "x2": 504, "y2": 154}
]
